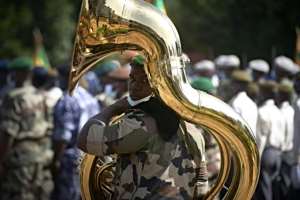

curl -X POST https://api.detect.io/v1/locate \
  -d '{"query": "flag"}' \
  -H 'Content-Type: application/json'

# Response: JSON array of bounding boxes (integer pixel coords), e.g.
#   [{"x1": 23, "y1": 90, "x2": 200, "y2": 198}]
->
[
  {"x1": 33, "y1": 28, "x2": 51, "y2": 69},
  {"x1": 144, "y1": 0, "x2": 167, "y2": 14},
  {"x1": 153, "y1": 0, "x2": 167, "y2": 14}
]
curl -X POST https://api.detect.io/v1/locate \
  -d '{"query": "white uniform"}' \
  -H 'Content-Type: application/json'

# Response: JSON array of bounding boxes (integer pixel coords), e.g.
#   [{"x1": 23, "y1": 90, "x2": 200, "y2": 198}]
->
[
  {"x1": 256, "y1": 99, "x2": 285, "y2": 156},
  {"x1": 279, "y1": 101, "x2": 294, "y2": 152},
  {"x1": 293, "y1": 98, "x2": 300, "y2": 160},
  {"x1": 230, "y1": 91, "x2": 258, "y2": 137}
]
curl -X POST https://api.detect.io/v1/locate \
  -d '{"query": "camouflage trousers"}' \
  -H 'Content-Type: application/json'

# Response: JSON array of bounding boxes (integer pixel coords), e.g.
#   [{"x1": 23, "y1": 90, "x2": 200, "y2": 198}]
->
[{"x1": 0, "y1": 163, "x2": 53, "y2": 200}]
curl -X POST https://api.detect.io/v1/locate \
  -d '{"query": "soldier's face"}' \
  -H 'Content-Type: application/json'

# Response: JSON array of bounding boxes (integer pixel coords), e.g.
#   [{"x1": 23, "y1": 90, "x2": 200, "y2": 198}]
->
[{"x1": 128, "y1": 66, "x2": 152, "y2": 100}]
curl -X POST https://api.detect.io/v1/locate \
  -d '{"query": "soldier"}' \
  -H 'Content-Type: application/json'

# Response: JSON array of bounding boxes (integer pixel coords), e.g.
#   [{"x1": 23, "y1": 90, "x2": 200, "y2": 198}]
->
[
  {"x1": 229, "y1": 70, "x2": 258, "y2": 137},
  {"x1": 248, "y1": 59, "x2": 270, "y2": 82},
  {"x1": 254, "y1": 80, "x2": 285, "y2": 200},
  {"x1": 191, "y1": 77, "x2": 221, "y2": 187},
  {"x1": 291, "y1": 72, "x2": 300, "y2": 199},
  {"x1": 276, "y1": 80, "x2": 295, "y2": 199},
  {"x1": 193, "y1": 60, "x2": 219, "y2": 88},
  {"x1": 215, "y1": 55, "x2": 240, "y2": 102},
  {"x1": 77, "y1": 55, "x2": 208, "y2": 199},
  {"x1": 94, "y1": 60, "x2": 122, "y2": 107},
  {"x1": 0, "y1": 57, "x2": 53, "y2": 200},
  {"x1": 274, "y1": 56, "x2": 300, "y2": 82}
]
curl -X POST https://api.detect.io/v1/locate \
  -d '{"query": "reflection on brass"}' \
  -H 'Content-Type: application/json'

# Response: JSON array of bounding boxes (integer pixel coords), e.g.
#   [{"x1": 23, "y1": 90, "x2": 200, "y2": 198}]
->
[{"x1": 70, "y1": 0, "x2": 260, "y2": 199}]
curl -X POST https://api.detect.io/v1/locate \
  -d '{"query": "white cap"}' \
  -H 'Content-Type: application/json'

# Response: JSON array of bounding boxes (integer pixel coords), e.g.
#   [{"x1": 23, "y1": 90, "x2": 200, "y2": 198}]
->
[
  {"x1": 274, "y1": 56, "x2": 299, "y2": 74},
  {"x1": 194, "y1": 60, "x2": 215, "y2": 71},
  {"x1": 214, "y1": 55, "x2": 240, "y2": 69},
  {"x1": 248, "y1": 59, "x2": 270, "y2": 73}
]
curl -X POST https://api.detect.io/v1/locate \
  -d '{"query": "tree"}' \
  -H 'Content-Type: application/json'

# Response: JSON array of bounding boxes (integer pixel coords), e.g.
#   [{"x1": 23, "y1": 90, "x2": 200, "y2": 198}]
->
[
  {"x1": 165, "y1": 0, "x2": 300, "y2": 63},
  {"x1": 0, "y1": 0, "x2": 80, "y2": 66}
]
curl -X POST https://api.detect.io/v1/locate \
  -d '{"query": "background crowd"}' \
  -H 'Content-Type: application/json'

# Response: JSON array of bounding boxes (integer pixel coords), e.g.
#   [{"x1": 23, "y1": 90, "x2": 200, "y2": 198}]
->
[{"x1": 0, "y1": 51, "x2": 300, "y2": 200}]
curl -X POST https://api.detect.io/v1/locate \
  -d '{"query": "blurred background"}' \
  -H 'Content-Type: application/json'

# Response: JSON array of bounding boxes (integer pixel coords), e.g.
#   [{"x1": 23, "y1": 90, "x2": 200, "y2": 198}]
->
[
  {"x1": 1, "y1": 1, "x2": 300, "y2": 200},
  {"x1": 1, "y1": 0, "x2": 300, "y2": 67}
]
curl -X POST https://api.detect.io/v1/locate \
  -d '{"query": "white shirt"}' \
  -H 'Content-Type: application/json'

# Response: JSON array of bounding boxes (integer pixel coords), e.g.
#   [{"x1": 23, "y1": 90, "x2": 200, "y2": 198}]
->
[
  {"x1": 73, "y1": 86, "x2": 100, "y2": 129},
  {"x1": 230, "y1": 91, "x2": 258, "y2": 137},
  {"x1": 293, "y1": 98, "x2": 300, "y2": 159},
  {"x1": 280, "y1": 101, "x2": 294, "y2": 151},
  {"x1": 256, "y1": 99, "x2": 285, "y2": 156}
]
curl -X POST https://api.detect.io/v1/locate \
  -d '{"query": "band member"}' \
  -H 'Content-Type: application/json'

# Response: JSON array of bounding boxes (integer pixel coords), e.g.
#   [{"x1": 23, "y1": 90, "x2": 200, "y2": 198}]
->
[{"x1": 78, "y1": 55, "x2": 208, "y2": 199}]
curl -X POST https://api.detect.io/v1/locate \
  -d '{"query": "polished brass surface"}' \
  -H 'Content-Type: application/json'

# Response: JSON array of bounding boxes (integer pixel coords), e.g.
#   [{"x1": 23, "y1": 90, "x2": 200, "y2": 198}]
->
[{"x1": 70, "y1": 0, "x2": 260, "y2": 199}]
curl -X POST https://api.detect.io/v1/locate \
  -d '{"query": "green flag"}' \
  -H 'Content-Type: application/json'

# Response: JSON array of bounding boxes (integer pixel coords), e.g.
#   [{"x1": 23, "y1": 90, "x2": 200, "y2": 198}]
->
[
  {"x1": 33, "y1": 28, "x2": 51, "y2": 69},
  {"x1": 153, "y1": 0, "x2": 166, "y2": 14}
]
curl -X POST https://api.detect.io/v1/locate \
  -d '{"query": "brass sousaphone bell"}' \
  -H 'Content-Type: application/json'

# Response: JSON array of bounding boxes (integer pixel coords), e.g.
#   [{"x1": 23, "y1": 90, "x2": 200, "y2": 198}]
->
[{"x1": 68, "y1": 0, "x2": 260, "y2": 199}]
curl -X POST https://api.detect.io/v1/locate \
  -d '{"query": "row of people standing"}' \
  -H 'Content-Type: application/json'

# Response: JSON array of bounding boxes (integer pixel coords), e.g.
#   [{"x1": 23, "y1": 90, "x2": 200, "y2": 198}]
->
[
  {"x1": 189, "y1": 54, "x2": 300, "y2": 200},
  {"x1": 0, "y1": 52, "x2": 135, "y2": 200}
]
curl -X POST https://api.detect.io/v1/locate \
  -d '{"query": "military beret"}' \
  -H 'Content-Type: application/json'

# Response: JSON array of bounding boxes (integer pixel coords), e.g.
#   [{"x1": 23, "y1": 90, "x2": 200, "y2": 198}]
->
[
  {"x1": 274, "y1": 56, "x2": 299, "y2": 74},
  {"x1": 9, "y1": 57, "x2": 33, "y2": 70},
  {"x1": 215, "y1": 55, "x2": 240, "y2": 69},
  {"x1": 194, "y1": 60, "x2": 215, "y2": 71},
  {"x1": 231, "y1": 70, "x2": 252, "y2": 82},
  {"x1": 248, "y1": 59, "x2": 270, "y2": 73},
  {"x1": 131, "y1": 55, "x2": 145, "y2": 66},
  {"x1": 94, "y1": 60, "x2": 120, "y2": 76},
  {"x1": 191, "y1": 77, "x2": 215, "y2": 94}
]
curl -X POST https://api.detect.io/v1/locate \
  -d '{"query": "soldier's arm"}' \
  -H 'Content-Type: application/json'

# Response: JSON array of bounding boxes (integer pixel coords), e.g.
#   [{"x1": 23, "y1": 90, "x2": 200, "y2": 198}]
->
[
  {"x1": 78, "y1": 105, "x2": 155, "y2": 156},
  {"x1": 78, "y1": 97, "x2": 130, "y2": 152}
]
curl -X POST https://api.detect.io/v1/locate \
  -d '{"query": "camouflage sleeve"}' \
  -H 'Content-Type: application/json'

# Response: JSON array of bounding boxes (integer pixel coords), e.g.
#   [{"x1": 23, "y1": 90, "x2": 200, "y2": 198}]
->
[
  {"x1": 0, "y1": 95, "x2": 20, "y2": 138},
  {"x1": 86, "y1": 110, "x2": 154, "y2": 156}
]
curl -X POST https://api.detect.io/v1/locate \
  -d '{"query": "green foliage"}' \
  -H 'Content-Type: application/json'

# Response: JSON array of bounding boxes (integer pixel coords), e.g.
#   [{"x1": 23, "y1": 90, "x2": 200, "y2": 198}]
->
[
  {"x1": 0, "y1": 0, "x2": 80, "y2": 65},
  {"x1": 1, "y1": 0, "x2": 299, "y2": 65},
  {"x1": 166, "y1": 0, "x2": 300, "y2": 62}
]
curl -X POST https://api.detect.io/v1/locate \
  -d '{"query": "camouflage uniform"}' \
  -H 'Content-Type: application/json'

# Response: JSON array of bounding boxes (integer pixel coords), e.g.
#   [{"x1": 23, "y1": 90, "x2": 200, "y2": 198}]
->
[
  {"x1": 86, "y1": 109, "x2": 206, "y2": 199},
  {"x1": 0, "y1": 84, "x2": 53, "y2": 200}
]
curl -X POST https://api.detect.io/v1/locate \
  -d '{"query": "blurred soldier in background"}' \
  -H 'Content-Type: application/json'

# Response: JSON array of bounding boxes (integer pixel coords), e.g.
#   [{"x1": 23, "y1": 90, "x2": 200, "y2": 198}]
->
[
  {"x1": 94, "y1": 60, "x2": 121, "y2": 107},
  {"x1": 193, "y1": 60, "x2": 219, "y2": 88},
  {"x1": 248, "y1": 59, "x2": 270, "y2": 82},
  {"x1": 51, "y1": 64, "x2": 100, "y2": 200},
  {"x1": 81, "y1": 71, "x2": 102, "y2": 97},
  {"x1": 276, "y1": 80, "x2": 295, "y2": 199},
  {"x1": 291, "y1": 72, "x2": 300, "y2": 199},
  {"x1": 215, "y1": 55, "x2": 240, "y2": 102},
  {"x1": 107, "y1": 64, "x2": 130, "y2": 98},
  {"x1": 274, "y1": 56, "x2": 300, "y2": 82},
  {"x1": 0, "y1": 57, "x2": 53, "y2": 200},
  {"x1": 254, "y1": 80, "x2": 285, "y2": 200},
  {"x1": 191, "y1": 77, "x2": 221, "y2": 188},
  {"x1": 229, "y1": 70, "x2": 258, "y2": 137}
]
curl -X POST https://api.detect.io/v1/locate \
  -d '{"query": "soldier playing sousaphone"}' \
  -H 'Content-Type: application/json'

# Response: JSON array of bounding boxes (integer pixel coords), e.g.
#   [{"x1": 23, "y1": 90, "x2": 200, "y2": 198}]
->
[{"x1": 77, "y1": 55, "x2": 208, "y2": 199}]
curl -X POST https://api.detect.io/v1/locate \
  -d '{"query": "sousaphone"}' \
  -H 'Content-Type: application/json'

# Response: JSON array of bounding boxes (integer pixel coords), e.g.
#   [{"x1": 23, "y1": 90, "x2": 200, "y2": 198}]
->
[{"x1": 68, "y1": 0, "x2": 260, "y2": 199}]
